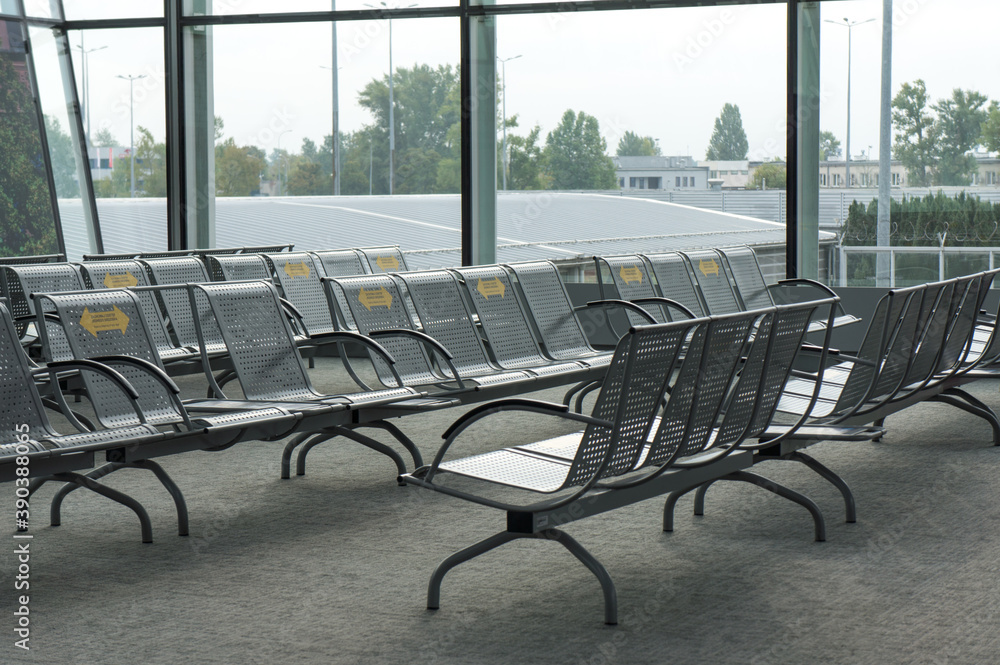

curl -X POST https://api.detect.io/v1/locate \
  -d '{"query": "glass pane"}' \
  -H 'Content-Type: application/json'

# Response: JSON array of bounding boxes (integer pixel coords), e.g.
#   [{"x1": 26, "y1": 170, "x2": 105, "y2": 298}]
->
[
  {"x1": 30, "y1": 24, "x2": 99, "y2": 261},
  {"x1": 0, "y1": 1, "x2": 20, "y2": 17},
  {"x1": 200, "y1": 0, "x2": 457, "y2": 16},
  {"x1": 205, "y1": 17, "x2": 460, "y2": 253},
  {"x1": 822, "y1": 0, "x2": 1000, "y2": 286},
  {"x1": 0, "y1": 19, "x2": 60, "y2": 257},
  {"x1": 62, "y1": 1, "x2": 163, "y2": 20},
  {"x1": 22, "y1": 0, "x2": 58, "y2": 19},
  {"x1": 70, "y1": 27, "x2": 168, "y2": 253}
]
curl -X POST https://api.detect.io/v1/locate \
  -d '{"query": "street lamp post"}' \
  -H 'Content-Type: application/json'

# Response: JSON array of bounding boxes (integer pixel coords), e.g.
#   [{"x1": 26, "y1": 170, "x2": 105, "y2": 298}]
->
[
  {"x1": 497, "y1": 54, "x2": 521, "y2": 191},
  {"x1": 116, "y1": 73, "x2": 147, "y2": 198},
  {"x1": 320, "y1": 63, "x2": 343, "y2": 196},
  {"x1": 277, "y1": 129, "x2": 291, "y2": 196},
  {"x1": 826, "y1": 17, "x2": 874, "y2": 189},
  {"x1": 76, "y1": 34, "x2": 106, "y2": 143},
  {"x1": 365, "y1": 1, "x2": 416, "y2": 195}
]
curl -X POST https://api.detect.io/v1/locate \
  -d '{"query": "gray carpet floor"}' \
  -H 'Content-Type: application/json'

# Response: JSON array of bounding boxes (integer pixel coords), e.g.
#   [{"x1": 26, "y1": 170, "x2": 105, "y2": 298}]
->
[{"x1": 3, "y1": 357, "x2": 999, "y2": 665}]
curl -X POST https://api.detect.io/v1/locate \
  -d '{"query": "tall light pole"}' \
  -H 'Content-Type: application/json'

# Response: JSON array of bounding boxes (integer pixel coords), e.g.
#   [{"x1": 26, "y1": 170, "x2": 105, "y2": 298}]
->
[
  {"x1": 76, "y1": 34, "x2": 106, "y2": 143},
  {"x1": 277, "y1": 129, "x2": 291, "y2": 196},
  {"x1": 826, "y1": 17, "x2": 874, "y2": 189},
  {"x1": 320, "y1": 63, "x2": 343, "y2": 196},
  {"x1": 365, "y1": 1, "x2": 416, "y2": 195},
  {"x1": 497, "y1": 54, "x2": 521, "y2": 191},
  {"x1": 116, "y1": 73, "x2": 147, "y2": 198}
]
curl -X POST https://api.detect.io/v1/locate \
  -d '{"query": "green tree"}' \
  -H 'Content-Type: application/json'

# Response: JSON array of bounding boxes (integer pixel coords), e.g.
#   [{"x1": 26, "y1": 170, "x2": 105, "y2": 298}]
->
[
  {"x1": 932, "y1": 88, "x2": 989, "y2": 185},
  {"x1": 616, "y1": 130, "x2": 660, "y2": 157},
  {"x1": 819, "y1": 130, "x2": 841, "y2": 161},
  {"x1": 508, "y1": 124, "x2": 547, "y2": 190},
  {"x1": 44, "y1": 116, "x2": 80, "y2": 198},
  {"x1": 892, "y1": 80, "x2": 937, "y2": 186},
  {"x1": 215, "y1": 138, "x2": 265, "y2": 196},
  {"x1": 542, "y1": 109, "x2": 616, "y2": 190},
  {"x1": 705, "y1": 103, "x2": 749, "y2": 160},
  {"x1": 97, "y1": 126, "x2": 166, "y2": 197},
  {"x1": 747, "y1": 161, "x2": 786, "y2": 190},
  {"x1": 287, "y1": 160, "x2": 330, "y2": 196},
  {"x1": 0, "y1": 39, "x2": 58, "y2": 255},
  {"x1": 983, "y1": 102, "x2": 1000, "y2": 153},
  {"x1": 93, "y1": 127, "x2": 117, "y2": 147}
]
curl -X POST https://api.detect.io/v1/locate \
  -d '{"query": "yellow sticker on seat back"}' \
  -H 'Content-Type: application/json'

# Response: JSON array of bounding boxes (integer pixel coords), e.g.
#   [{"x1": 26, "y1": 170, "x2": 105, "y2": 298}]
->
[
  {"x1": 80, "y1": 306, "x2": 130, "y2": 337},
  {"x1": 359, "y1": 286, "x2": 393, "y2": 311},
  {"x1": 619, "y1": 265, "x2": 643, "y2": 285},
  {"x1": 476, "y1": 277, "x2": 506, "y2": 299},
  {"x1": 699, "y1": 259, "x2": 720, "y2": 277},
  {"x1": 103, "y1": 272, "x2": 138, "y2": 288},
  {"x1": 283, "y1": 261, "x2": 310, "y2": 278},
  {"x1": 375, "y1": 255, "x2": 399, "y2": 272}
]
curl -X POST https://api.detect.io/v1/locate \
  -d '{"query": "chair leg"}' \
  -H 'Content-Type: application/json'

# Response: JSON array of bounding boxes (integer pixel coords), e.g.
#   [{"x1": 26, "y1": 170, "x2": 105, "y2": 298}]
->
[
  {"x1": 48, "y1": 472, "x2": 153, "y2": 543},
  {"x1": 693, "y1": 480, "x2": 717, "y2": 516},
  {"x1": 130, "y1": 460, "x2": 189, "y2": 537},
  {"x1": 427, "y1": 529, "x2": 618, "y2": 625},
  {"x1": 355, "y1": 420, "x2": 423, "y2": 468},
  {"x1": 872, "y1": 417, "x2": 886, "y2": 442},
  {"x1": 930, "y1": 394, "x2": 1000, "y2": 445},
  {"x1": 51, "y1": 462, "x2": 123, "y2": 526},
  {"x1": 662, "y1": 484, "x2": 703, "y2": 532},
  {"x1": 787, "y1": 452, "x2": 856, "y2": 523},
  {"x1": 724, "y1": 471, "x2": 826, "y2": 542},
  {"x1": 931, "y1": 392, "x2": 1000, "y2": 445},
  {"x1": 296, "y1": 426, "x2": 408, "y2": 482},
  {"x1": 545, "y1": 528, "x2": 618, "y2": 625},
  {"x1": 281, "y1": 432, "x2": 316, "y2": 479},
  {"x1": 295, "y1": 433, "x2": 342, "y2": 476}
]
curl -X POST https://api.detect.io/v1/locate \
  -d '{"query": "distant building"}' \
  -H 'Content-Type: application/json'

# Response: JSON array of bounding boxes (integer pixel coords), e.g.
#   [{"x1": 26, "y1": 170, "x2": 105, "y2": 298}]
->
[
  {"x1": 87, "y1": 145, "x2": 132, "y2": 181},
  {"x1": 700, "y1": 160, "x2": 751, "y2": 189},
  {"x1": 817, "y1": 153, "x2": 1000, "y2": 188},
  {"x1": 613, "y1": 155, "x2": 708, "y2": 191}
]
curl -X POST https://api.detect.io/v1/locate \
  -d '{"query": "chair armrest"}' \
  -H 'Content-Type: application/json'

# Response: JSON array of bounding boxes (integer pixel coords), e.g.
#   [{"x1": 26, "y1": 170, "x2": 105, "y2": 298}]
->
[
  {"x1": 90, "y1": 355, "x2": 194, "y2": 430},
  {"x1": 309, "y1": 331, "x2": 403, "y2": 388},
  {"x1": 576, "y1": 299, "x2": 658, "y2": 324},
  {"x1": 40, "y1": 359, "x2": 146, "y2": 431},
  {"x1": 369, "y1": 328, "x2": 465, "y2": 389},
  {"x1": 631, "y1": 296, "x2": 697, "y2": 320},
  {"x1": 776, "y1": 278, "x2": 838, "y2": 298}
]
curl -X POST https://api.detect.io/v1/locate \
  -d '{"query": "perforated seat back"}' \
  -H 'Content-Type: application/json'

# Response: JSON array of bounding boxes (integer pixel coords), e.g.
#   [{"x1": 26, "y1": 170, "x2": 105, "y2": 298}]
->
[
  {"x1": 505, "y1": 261, "x2": 596, "y2": 360},
  {"x1": 0, "y1": 254, "x2": 64, "y2": 265},
  {"x1": 79, "y1": 260, "x2": 181, "y2": 362},
  {"x1": 646, "y1": 311, "x2": 759, "y2": 465},
  {"x1": 717, "y1": 246, "x2": 774, "y2": 310},
  {"x1": 330, "y1": 274, "x2": 441, "y2": 386},
  {"x1": 264, "y1": 252, "x2": 335, "y2": 336},
  {"x1": 642, "y1": 252, "x2": 707, "y2": 317},
  {"x1": 138, "y1": 257, "x2": 221, "y2": 350},
  {"x1": 937, "y1": 274, "x2": 982, "y2": 373},
  {"x1": 35, "y1": 290, "x2": 184, "y2": 428},
  {"x1": 0, "y1": 302, "x2": 56, "y2": 443},
  {"x1": 192, "y1": 281, "x2": 320, "y2": 402},
  {"x1": 311, "y1": 250, "x2": 369, "y2": 277},
  {"x1": 2, "y1": 263, "x2": 85, "y2": 350},
  {"x1": 240, "y1": 244, "x2": 294, "y2": 254},
  {"x1": 453, "y1": 265, "x2": 549, "y2": 369},
  {"x1": 597, "y1": 255, "x2": 669, "y2": 325},
  {"x1": 679, "y1": 250, "x2": 743, "y2": 314},
  {"x1": 563, "y1": 319, "x2": 694, "y2": 486},
  {"x1": 358, "y1": 246, "x2": 409, "y2": 273},
  {"x1": 206, "y1": 254, "x2": 271, "y2": 282},
  {"x1": 879, "y1": 282, "x2": 945, "y2": 395}
]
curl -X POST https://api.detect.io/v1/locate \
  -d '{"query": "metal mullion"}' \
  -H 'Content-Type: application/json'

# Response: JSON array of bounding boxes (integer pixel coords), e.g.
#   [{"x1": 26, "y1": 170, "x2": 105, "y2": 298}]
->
[
  {"x1": 164, "y1": 0, "x2": 184, "y2": 250},
  {"x1": 61, "y1": 17, "x2": 167, "y2": 30},
  {"x1": 460, "y1": 0, "x2": 472, "y2": 266},
  {"x1": 785, "y1": 0, "x2": 797, "y2": 279}
]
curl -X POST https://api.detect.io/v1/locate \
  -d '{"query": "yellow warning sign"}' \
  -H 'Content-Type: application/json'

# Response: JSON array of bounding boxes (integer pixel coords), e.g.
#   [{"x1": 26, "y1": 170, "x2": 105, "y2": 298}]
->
[
  {"x1": 359, "y1": 286, "x2": 393, "y2": 311},
  {"x1": 375, "y1": 255, "x2": 400, "y2": 272},
  {"x1": 619, "y1": 265, "x2": 643, "y2": 285},
  {"x1": 476, "y1": 277, "x2": 506, "y2": 299},
  {"x1": 80, "y1": 305, "x2": 130, "y2": 337},
  {"x1": 283, "y1": 261, "x2": 311, "y2": 278},
  {"x1": 698, "y1": 259, "x2": 720, "y2": 277},
  {"x1": 103, "y1": 272, "x2": 139, "y2": 289}
]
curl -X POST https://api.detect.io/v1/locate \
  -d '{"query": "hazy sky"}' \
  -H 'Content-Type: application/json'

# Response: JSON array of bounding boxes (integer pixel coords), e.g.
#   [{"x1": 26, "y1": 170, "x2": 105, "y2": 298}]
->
[{"x1": 27, "y1": 0, "x2": 1000, "y2": 163}]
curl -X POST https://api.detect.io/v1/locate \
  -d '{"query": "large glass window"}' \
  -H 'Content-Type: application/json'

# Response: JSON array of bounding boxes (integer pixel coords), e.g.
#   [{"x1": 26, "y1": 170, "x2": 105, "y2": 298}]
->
[
  {"x1": 0, "y1": 18, "x2": 59, "y2": 256},
  {"x1": 62, "y1": 1, "x2": 162, "y2": 20}
]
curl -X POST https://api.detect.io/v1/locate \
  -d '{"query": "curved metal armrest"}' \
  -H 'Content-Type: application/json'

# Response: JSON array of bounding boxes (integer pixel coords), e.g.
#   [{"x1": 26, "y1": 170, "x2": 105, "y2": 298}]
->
[
  {"x1": 278, "y1": 297, "x2": 309, "y2": 337},
  {"x1": 631, "y1": 296, "x2": 696, "y2": 320},
  {"x1": 309, "y1": 331, "x2": 403, "y2": 388},
  {"x1": 577, "y1": 299, "x2": 658, "y2": 324},
  {"x1": 91, "y1": 354, "x2": 194, "y2": 430},
  {"x1": 776, "y1": 278, "x2": 838, "y2": 298},
  {"x1": 41, "y1": 359, "x2": 145, "y2": 430},
  {"x1": 425, "y1": 398, "x2": 614, "y2": 484},
  {"x1": 369, "y1": 328, "x2": 465, "y2": 389}
]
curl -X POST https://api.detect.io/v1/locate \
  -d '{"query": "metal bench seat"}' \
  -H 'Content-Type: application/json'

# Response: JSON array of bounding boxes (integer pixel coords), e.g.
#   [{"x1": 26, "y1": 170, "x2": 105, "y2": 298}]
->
[{"x1": 403, "y1": 301, "x2": 827, "y2": 624}]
